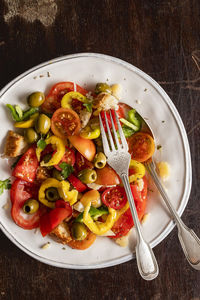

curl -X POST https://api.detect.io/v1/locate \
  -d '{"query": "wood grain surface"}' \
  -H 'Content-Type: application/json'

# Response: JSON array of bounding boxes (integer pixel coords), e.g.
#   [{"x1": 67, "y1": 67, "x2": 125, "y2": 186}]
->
[{"x1": 0, "y1": 0, "x2": 200, "y2": 299}]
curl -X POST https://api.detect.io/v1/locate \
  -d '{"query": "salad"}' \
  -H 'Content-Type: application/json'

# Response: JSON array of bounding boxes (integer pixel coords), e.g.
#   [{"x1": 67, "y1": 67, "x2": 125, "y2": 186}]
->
[{"x1": 2, "y1": 81, "x2": 155, "y2": 250}]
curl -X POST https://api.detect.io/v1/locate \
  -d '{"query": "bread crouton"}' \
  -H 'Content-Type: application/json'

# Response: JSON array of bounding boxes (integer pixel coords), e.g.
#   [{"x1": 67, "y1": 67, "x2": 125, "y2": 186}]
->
[
  {"x1": 51, "y1": 222, "x2": 72, "y2": 244},
  {"x1": 93, "y1": 92, "x2": 119, "y2": 110},
  {"x1": 4, "y1": 130, "x2": 27, "y2": 157},
  {"x1": 79, "y1": 109, "x2": 92, "y2": 128}
]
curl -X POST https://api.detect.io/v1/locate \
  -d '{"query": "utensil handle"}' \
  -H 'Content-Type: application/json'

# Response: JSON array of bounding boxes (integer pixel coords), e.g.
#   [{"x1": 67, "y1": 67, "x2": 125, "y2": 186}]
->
[
  {"x1": 121, "y1": 174, "x2": 159, "y2": 280},
  {"x1": 146, "y1": 161, "x2": 200, "y2": 270}
]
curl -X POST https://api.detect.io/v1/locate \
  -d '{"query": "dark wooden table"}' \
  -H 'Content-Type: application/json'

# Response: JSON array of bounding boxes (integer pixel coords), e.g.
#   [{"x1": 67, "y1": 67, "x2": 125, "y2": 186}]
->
[{"x1": 0, "y1": 0, "x2": 200, "y2": 299}]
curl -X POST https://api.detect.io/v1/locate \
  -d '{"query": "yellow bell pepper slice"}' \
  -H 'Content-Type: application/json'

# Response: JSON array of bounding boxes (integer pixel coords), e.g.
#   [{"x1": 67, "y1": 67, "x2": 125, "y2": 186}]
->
[
  {"x1": 14, "y1": 113, "x2": 39, "y2": 128},
  {"x1": 58, "y1": 181, "x2": 78, "y2": 206},
  {"x1": 61, "y1": 92, "x2": 87, "y2": 109},
  {"x1": 80, "y1": 125, "x2": 100, "y2": 139},
  {"x1": 129, "y1": 160, "x2": 145, "y2": 183},
  {"x1": 83, "y1": 201, "x2": 117, "y2": 235},
  {"x1": 36, "y1": 135, "x2": 65, "y2": 166},
  {"x1": 38, "y1": 178, "x2": 78, "y2": 208}
]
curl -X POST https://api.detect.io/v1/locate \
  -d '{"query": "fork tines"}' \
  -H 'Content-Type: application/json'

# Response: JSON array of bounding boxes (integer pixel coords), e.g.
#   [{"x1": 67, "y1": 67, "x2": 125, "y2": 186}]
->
[{"x1": 99, "y1": 110, "x2": 128, "y2": 156}]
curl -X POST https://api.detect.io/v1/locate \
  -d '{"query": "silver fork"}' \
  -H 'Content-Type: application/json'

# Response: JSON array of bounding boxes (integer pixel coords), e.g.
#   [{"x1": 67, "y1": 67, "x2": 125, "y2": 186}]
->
[{"x1": 99, "y1": 110, "x2": 159, "y2": 280}]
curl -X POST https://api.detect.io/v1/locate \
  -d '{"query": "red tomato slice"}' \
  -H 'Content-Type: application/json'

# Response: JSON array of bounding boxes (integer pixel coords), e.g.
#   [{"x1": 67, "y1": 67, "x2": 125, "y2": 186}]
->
[
  {"x1": 10, "y1": 179, "x2": 44, "y2": 230},
  {"x1": 116, "y1": 103, "x2": 131, "y2": 119},
  {"x1": 12, "y1": 147, "x2": 38, "y2": 183},
  {"x1": 51, "y1": 108, "x2": 81, "y2": 138},
  {"x1": 68, "y1": 174, "x2": 87, "y2": 192},
  {"x1": 55, "y1": 147, "x2": 75, "y2": 171},
  {"x1": 95, "y1": 165, "x2": 120, "y2": 186},
  {"x1": 40, "y1": 202, "x2": 72, "y2": 237},
  {"x1": 110, "y1": 178, "x2": 147, "y2": 238},
  {"x1": 75, "y1": 152, "x2": 93, "y2": 172},
  {"x1": 102, "y1": 186, "x2": 127, "y2": 210},
  {"x1": 100, "y1": 110, "x2": 117, "y2": 132},
  {"x1": 41, "y1": 82, "x2": 88, "y2": 113},
  {"x1": 128, "y1": 132, "x2": 155, "y2": 162}
]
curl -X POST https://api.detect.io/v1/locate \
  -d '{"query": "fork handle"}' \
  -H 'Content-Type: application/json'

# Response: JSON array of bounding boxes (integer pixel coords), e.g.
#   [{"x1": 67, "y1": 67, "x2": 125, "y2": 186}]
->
[
  {"x1": 146, "y1": 161, "x2": 200, "y2": 270},
  {"x1": 121, "y1": 174, "x2": 159, "y2": 280}
]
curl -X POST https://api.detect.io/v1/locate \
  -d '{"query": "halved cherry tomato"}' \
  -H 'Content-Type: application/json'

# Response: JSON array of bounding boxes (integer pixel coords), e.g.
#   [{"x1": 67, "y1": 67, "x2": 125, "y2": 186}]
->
[
  {"x1": 41, "y1": 82, "x2": 88, "y2": 113},
  {"x1": 75, "y1": 152, "x2": 93, "y2": 172},
  {"x1": 66, "y1": 230, "x2": 96, "y2": 250},
  {"x1": 71, "y1": 98, "x2": 84, "y2": 113},
  {"x1": 51, "y1": 108, "x2": 81, "y2": 138},
  {"x1": 102, "y1": 186, "x2": 127, "y2": 210},
  {"x1": 68, "y1": 174, "x2": 87, "y2": 192},
  {"x1": 95, "y1": 165, "x2": 120, "y2": 186},
  {"x1": 110, "y1": 178, "x2": 147, "y2": 238},
  {"x1": 12, "y1": 147, "x2": 38, "y2": 183},
  {"x1": 100, "y1": 110, "x2": 117, "y2": 132},
  {"x1": 55, "y1": 147, "x2": 75, "y2": 171},
  {"x1": 128, "y1": 132, "x2": 155, "y2": 162},
  {"x1": 68, "y1": 136, "x2": 96, "y2": 161},
  {"x1": 40, "y1": 202, "x2": 72, "y2": 237},
  {"x1": 11, "y1": 179, "x2": 44, "y2": 229}
]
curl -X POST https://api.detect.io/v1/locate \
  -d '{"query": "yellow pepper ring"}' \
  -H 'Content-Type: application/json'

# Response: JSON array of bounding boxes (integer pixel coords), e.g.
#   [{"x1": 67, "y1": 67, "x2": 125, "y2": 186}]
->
[
  {"x1": 61, "y1": 91, "x2": 87, "y2": 109},
  {"x1": 80, "y1": 125, "x2": 100, "y2": 140},
  {"x1": 14, "y1": 113, "x2": 39, "y2": 128},
  {"x1": 129, "y1": 160, "x2": 145, "y2": 183},
  {"x1": 39, "y1": 135, "x2": 65, "y2": 167},
  {"x1": 83, "y1": 201, "x2": 117, "y2": 235},
  {"x1": 38, "y1": 178, "x2": 78, "y2": 208}
]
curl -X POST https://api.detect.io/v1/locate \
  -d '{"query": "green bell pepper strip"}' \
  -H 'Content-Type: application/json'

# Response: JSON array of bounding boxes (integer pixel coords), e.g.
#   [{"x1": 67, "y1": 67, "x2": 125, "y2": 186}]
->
[{"x1": 75, "y1": 206, "x2": 108, "y2": 223}]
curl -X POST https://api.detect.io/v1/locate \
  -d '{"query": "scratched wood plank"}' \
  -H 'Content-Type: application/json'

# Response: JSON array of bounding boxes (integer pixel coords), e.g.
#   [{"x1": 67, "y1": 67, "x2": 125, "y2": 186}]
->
[{"x1": 0, "y1": 0, "x2": 200, "y2": 299}]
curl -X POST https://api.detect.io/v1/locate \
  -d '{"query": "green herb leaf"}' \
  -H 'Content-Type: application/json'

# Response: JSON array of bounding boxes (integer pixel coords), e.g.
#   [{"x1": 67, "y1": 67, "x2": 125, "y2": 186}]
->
[
  {"x1": 6, "y1": 104, "x2": 37, "y2": 122},
  {"x1": 37, "y1": 139, "x2": 46, "y2": 150},
  {"x1": 0, "y1": 178, "x2": 11, "y2": 195},
  {"x1": 83, "y1": 103, "x2": 92, "y2": 113},
  {"x1": 59, "y1": 162, "x2": 74, "y2": 179}
]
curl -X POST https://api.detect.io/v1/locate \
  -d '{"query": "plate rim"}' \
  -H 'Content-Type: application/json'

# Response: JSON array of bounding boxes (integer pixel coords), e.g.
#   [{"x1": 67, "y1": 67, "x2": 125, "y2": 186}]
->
[{"x1": 0, "y1": 52, "x2": 192, "y2": 269}]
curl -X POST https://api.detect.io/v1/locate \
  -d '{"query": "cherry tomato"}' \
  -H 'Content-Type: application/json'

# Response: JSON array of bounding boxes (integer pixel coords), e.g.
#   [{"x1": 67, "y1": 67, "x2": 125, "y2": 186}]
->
[
  {"x1": 100, "y1": 110, "x2": 117, "y2": 132},
  {"x1": 110, "y1": 177, "x2": 147, "y2": 238},
  {"x1": 95, "y1": 165, "x2": 120, "y2": 186},
  {"x1": 51, "y1": 108, "x2": 81, "y2": 138},
  {"x1": 68, "y1": 174, "x2": 87, "y2": 192},
  {"x1": 71, "y1": 98, "x2": 84, "y2": 113},
  {"x1": 11, "y1": 179, "x2": 44, "y2": 229},
  {"x1": 12, "y1": 147, "x2": 38, "y2": 183},
  {"x1": 102, "y1": 186, "x2": 127, "y2": 210},
  {"x1": 68, "y1": 136, "x2": 96, "y2": 162},
  {"x1": 40, "y1": 202, "x2": 72, "y2": 237},
  {"x1": 55, "y1": 147, "x2": 75, "y2": 171},
  {"x1": 41, "y1": 82, "x2": 88, "y2": 113},
  {"x1": 66, "y1": 230, "x2": 96, "y2": 250},
  {"x1": 75, "y1": 152, "x2": 93, "y2": 172},
  {"x1": 128, "y1": 132, "x2": 155, "y2": 162}
]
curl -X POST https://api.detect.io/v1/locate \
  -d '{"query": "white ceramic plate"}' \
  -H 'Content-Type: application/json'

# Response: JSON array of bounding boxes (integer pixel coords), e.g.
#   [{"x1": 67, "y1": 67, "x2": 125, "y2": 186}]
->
[{"x1": 0, "y1": 53, "x2": 192, "y2": 269}]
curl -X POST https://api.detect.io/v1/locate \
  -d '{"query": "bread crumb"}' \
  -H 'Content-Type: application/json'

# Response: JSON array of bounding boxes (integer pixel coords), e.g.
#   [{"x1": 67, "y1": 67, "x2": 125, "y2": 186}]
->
[
  {"x1": 141, "y1": 213, "x2": 149, "y2": 224},
  {"x1": 41, "y1": 242, "x2": 50, "y2": 249},
  {"x1": 156, "y1": 161, "x2": 170, "y2": 181}
]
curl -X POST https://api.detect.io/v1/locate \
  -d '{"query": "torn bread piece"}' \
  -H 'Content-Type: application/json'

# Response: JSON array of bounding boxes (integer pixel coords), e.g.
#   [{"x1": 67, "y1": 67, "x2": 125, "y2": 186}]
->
[
  {"x1": 51, "y1": 222, "x2": 72, "y2": 244},
  {"x1": 79, "y1": 110, "x2": 92, "y2": 128},
  {"x1": 4, "y1": 130, "x2": 28, "y2": 157},
  {"x1": 93, "y1": 92, "x2": 119, "y2": 110}
]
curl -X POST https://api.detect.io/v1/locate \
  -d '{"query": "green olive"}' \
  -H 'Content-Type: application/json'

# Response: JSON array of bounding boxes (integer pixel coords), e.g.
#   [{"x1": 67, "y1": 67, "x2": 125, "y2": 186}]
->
[
  {"x1": 71, "y1": 222, "x2": 88, "y2": 240},
  {"x1": 78, "y1": 169, "x2": 97, "y2": 184},
  {"x1": 35, "y1": 114, "x2": 51, "y2": 134},
  {"x1": 45, "y1": 187, "x2": 59, "y2": 202},
  {"x1": 23, "y1": 199, "x2": 39, "y2": 214},
  {"x1": 52, "y1": 169, "x2": 64, "y2": 181},
  {"x1": 24, "y1": 128, "x2": 39, "y2": 144},
  {"x1": 27, "y1": 92, "x2": 45, "y2": 107},
  {"x1": 95, "y1": 83, "x2": 112, "y2": 94},
  {"x1": 94, "y1": 152, "x2": 107, "y2": 169}
]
